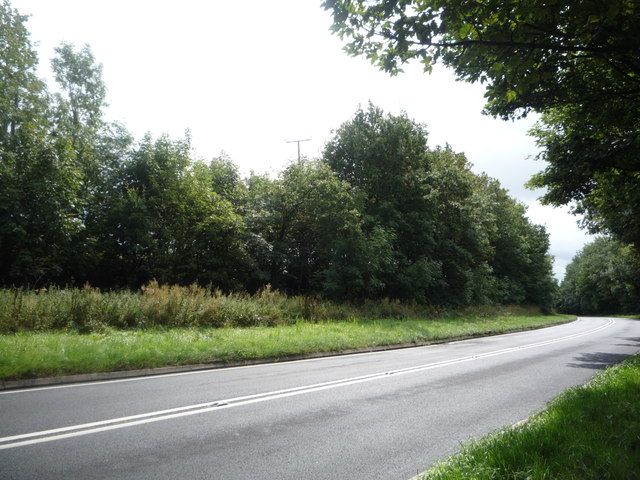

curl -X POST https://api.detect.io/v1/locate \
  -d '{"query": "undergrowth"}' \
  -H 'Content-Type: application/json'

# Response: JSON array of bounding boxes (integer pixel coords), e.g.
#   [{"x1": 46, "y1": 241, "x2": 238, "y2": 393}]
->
[{"x1": 0, "y1": 281, "x2": 545, "y2": 333}]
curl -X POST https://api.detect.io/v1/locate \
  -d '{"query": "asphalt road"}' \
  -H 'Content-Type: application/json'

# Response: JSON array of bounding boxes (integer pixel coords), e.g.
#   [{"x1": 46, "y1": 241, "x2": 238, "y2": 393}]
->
[{"x1": 1, "y1": 317, "x2": 639, "y2": 480}]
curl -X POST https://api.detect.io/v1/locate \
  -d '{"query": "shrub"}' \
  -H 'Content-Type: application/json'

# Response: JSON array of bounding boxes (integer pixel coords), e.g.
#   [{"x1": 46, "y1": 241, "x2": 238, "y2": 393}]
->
[{"x1": 0, "y1": 281, "x2": 544, "y2": 333}]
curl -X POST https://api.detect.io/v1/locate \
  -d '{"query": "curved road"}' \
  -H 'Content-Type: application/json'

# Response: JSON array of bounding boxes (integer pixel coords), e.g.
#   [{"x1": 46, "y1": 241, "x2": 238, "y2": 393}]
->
[{"x1": 1, "y1": 317, "x2": 639, "y2": 479}]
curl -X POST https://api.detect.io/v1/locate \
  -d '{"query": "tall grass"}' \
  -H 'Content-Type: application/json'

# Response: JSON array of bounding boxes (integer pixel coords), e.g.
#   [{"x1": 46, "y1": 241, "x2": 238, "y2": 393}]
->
[{"x1": 0, "y1": 282, "x2": 544, "y2": 333}]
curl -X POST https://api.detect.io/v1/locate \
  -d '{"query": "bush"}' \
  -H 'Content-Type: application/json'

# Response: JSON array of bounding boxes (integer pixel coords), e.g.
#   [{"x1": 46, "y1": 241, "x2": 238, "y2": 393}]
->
[{"x1": 0, "y1": 281, "x2": 545, "y2": 333}]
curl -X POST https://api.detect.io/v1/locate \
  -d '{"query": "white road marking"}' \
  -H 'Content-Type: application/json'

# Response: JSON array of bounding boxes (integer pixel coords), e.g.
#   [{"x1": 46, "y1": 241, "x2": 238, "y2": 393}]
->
[
  {"x1": 0, "y1": 318, "x2": 614, "y2": 450},
  {"x1": 0, "y1": 318, "x2": 583, "y2": 396}
]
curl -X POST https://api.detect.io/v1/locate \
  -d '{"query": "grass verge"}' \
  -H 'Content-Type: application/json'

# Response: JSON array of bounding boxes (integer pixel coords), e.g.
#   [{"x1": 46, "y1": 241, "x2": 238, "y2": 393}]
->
[
  {"x1": 421, "y1": 354, "x2": 640, "y2": 480},
  {"x1": 0, "y1": 314, "x2": 571, "y2": 381}
]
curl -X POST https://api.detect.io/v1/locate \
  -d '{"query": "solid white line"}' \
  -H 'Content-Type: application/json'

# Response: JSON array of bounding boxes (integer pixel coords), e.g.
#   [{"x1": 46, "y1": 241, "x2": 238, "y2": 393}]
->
[
  {"x1": 0, "y1": 318, "x2": 614, "y2": 450},
  {"x1": 0, "y1": 318, "x2": 583, "y2": 396}
]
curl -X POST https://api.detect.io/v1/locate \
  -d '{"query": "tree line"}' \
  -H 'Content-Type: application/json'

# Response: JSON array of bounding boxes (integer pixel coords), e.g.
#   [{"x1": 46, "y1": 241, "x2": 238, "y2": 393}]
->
[
  {"x1": 0, "y1": 1, "x2": 556, "y2": 308},
  {"x1": 323, "y1": 0, "x2": 640, "y2": 250},
  {"x1": 557, "y1": 238, "x2": 640, "y2": 315},
  {"x1": 323, "y1": 0, "x2": 640, "y2": 314}
]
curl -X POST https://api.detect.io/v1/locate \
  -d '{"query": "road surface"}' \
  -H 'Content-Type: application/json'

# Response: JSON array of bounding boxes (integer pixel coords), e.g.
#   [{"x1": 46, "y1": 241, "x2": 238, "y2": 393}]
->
[{"x1": 1, "y1": 317, "x2": 639, "y2": 479}]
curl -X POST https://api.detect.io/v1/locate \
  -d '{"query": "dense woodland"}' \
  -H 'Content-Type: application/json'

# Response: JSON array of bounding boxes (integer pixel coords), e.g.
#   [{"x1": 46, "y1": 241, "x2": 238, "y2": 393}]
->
[
  {"x1": 324, "y1": 0, "x2": 640, "y2": 250},
  {"x1": 558, "y1": 238, "x2": 640, "y2": 315},
  {"x1": 324, "y1": 0, "x2": 640, "y2": 315},
  {"x1": 0, "y1": 1, "x2": 558, "y2": 309}
]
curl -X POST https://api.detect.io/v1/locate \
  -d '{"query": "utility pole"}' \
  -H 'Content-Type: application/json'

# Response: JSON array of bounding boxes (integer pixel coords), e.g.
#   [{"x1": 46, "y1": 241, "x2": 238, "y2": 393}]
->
[{"x1": 286, "y1": 138, "x2": 311, "y2": 161}]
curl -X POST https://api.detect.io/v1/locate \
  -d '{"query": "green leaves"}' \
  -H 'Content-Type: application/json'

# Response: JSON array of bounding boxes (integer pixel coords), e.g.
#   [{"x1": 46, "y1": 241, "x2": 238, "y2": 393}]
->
[
  {"x1": 323, "y1": 0, "x2": 640, "y2": 252},
  {"x1": 0, "y1": 0, "x2": 45, "y2": 146},
  {"x1": 51, "y1": 43, "x2": 106, "y2": 138},
  {"x1": 88, "y1": 134, "x2": 251, "y2": 290},
  {"x1": 0, "y1": 0, "x2": 556, "y2": 309},
  {"x1": 558, "y1": 238, "x2": 640, "y2": 314},
  {"x1": 457, "y1": 23, "x2": 473, "y2": 38},
  {"x1": 243, "y1": 160, "x2": 368, "y2": 297},
  {"x1": 322, "y1": 104, "x2": 555, "y2": 306},
  {"x1": 531, "y1": 107, "x2": 640, "y2": 246}
]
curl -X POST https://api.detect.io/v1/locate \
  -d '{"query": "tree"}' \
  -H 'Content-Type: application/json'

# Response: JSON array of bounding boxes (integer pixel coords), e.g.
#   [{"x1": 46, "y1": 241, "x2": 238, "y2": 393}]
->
[
  {"x1": 423, "y1": 147, "x2": 492, "y2": 305},
  {"x1": 558, "y1": 238, "x2": 640, "y2": 314},
  {"x1": 0, "y1": 0, "x2": 46, "y2": 145},
  {"x1": 0, "y1": 0, "x2": 558, "y2": 308},
  {"x1": 243, "y1": 160, "x2": 374, "y2": 298},
  {"x1": 0, "y1": 1, "x2": 84, "y2": 286},
  {"x1": 209, "y1": 153, "x2": 245, "y2": 205},
  {"x1": 324, "y1": 104, "x2": 444, "y2": 301},
  {"x1": 0, "y1": 122, "x2": 83, "y2": 286},
  {"x1": 89, "y1": 134, "x2": 250, "y2": 289},
  {"x1": 323, "y1": 0, "x2": 639, "y2": 118},
  {"x1": 323, "y1": 0, "x2": 640, "y2": 246},
  {"x1": 45, "y1": 43, "x2": 110, "y2": 279},
  {"x1": 477, "y1": 176, "x2": 556, "y2": 308},
  {"x1": 51, "y1": 43, "x2": 106, "y2": 148},
  {"x1": 529, "y1": 108, "x2": 640, "y2": 247},
  {"x1": 323, "y1": 104, "x2": 556, "y2": 306}
]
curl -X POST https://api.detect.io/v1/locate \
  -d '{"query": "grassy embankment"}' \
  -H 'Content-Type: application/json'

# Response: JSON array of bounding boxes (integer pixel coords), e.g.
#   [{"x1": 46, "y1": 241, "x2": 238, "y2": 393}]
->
[
  {"x1": 0, "y1": 283, "x2": 572, "y2": 381},
  {"x1": 421, "y1": 353, "x2": 640, "y2": 480}
]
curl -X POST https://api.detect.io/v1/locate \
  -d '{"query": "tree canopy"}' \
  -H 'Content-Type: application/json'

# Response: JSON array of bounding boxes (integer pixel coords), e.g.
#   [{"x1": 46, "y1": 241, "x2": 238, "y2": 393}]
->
[
  {"x1": 323, "y1": 0, "x2": 640, "y2": 248},
  {"x1": 323, "y1": 0, "x2": 639, "y2": 118},
  {"x1": 0, "y1": 0, "x2": 557, "y2": 309},
  {"x1": 322, "y1": 104, "x2": 555, "y2": 306},
  {"x1": 558, "y1": 237, "x2": 640, "y2": 315}
]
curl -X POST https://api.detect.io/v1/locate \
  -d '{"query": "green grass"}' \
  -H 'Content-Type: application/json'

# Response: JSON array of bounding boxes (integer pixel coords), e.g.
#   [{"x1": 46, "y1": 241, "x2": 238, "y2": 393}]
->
[
  {"x1": 0, "y1": 314, "x2": 571, "y2": 381},
  {"x1": 0, "y1": 282, "x2": 476, "y2": 333},
  {"x1": 421, "y1": 354, "x2": 640, "y2": 480}
]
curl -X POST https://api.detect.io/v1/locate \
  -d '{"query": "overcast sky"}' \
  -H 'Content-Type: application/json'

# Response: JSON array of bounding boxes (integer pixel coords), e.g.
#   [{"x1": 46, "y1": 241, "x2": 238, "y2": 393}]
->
[{"x1": 13, "y1": 0, "x2": 592, "y2": 279}]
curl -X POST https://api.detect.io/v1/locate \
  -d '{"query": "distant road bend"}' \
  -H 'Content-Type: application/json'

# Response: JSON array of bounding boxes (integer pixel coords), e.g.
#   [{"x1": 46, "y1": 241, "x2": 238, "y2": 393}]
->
[{"x1": 2, "y1": 317, "x2": 639, "y2": 479}]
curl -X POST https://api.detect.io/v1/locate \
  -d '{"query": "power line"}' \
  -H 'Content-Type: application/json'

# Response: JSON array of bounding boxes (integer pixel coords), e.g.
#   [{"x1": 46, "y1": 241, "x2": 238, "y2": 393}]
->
[{"x1": 286, "y1": 138, "x2": 311, "y2": 161}]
